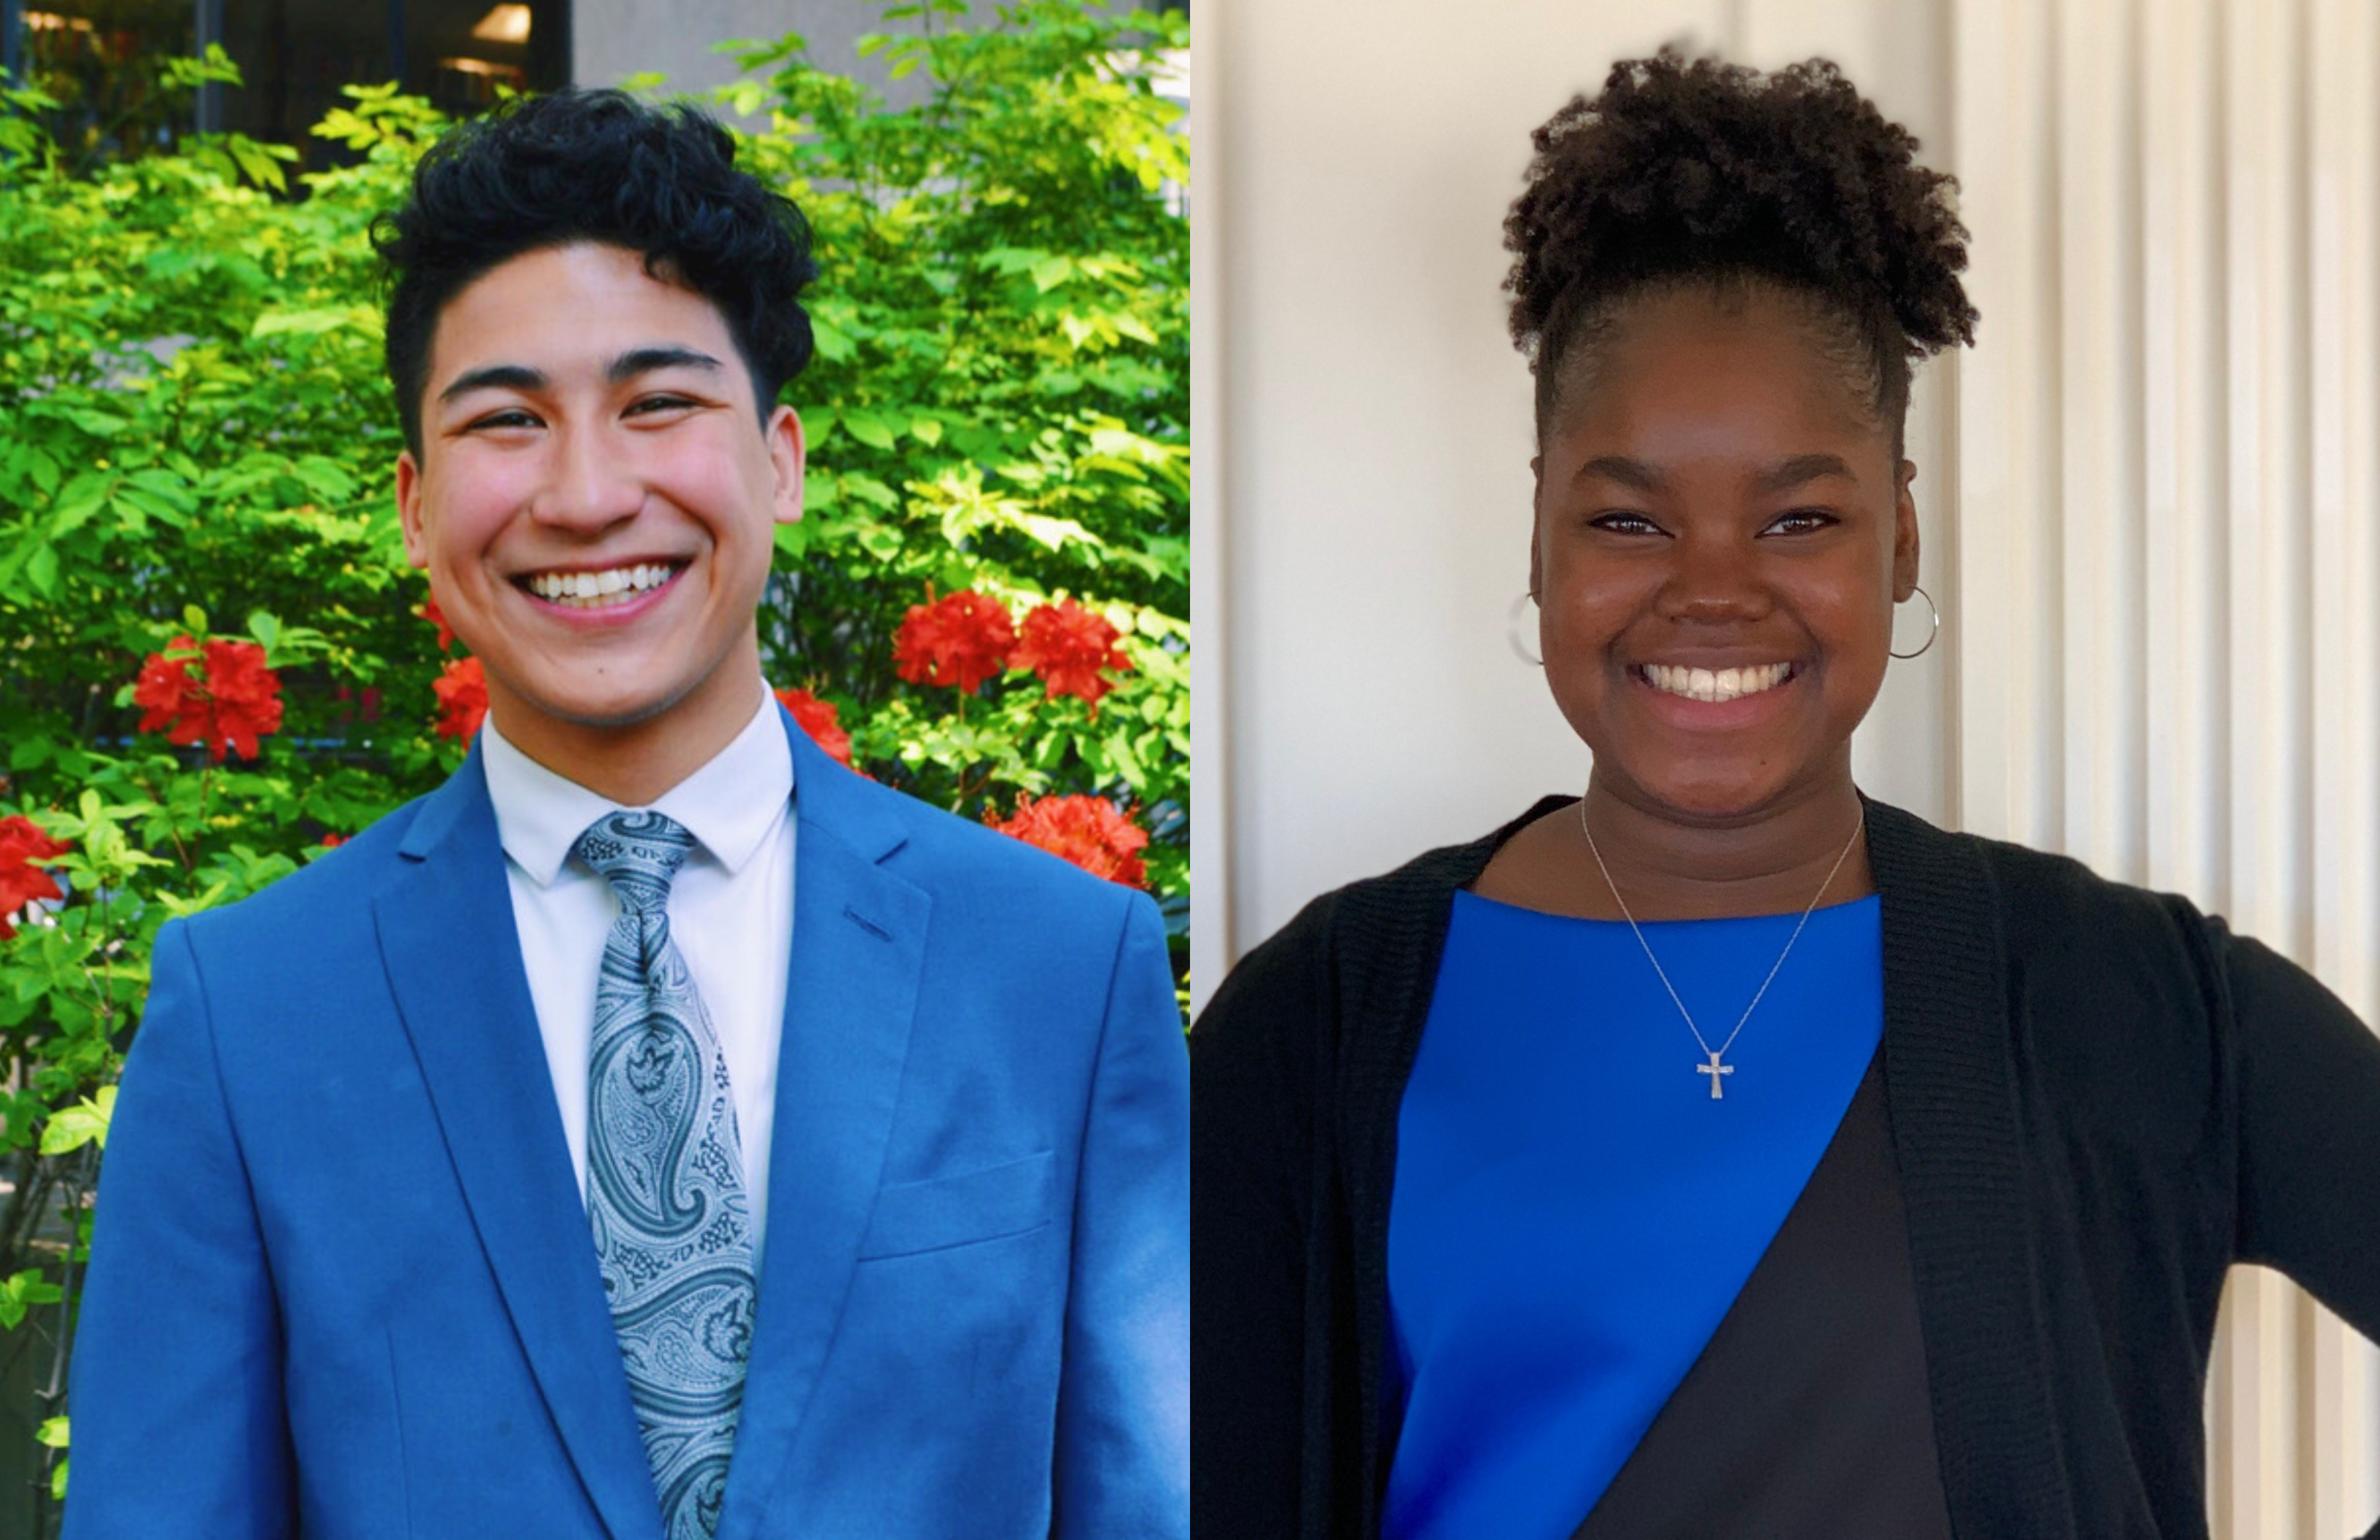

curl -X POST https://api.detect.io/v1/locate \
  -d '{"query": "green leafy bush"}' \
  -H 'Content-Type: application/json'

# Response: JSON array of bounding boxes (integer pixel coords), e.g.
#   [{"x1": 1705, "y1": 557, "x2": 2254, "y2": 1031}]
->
[{"x1": 0, "y1": 0, "x2": 1186, "y2": 1517}]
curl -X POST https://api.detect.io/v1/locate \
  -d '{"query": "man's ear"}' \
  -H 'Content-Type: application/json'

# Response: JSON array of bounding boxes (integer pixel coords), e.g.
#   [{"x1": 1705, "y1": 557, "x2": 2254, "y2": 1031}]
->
[
  {"x1": 1892, "y1": 459, "x2": 1921, "y2": 601},
  {"x1": 767, "y1": 405, "x2": 806, "y2": 525},
  {"x1": 396, "y1": 450, "x2": 429, "y2": 570}
]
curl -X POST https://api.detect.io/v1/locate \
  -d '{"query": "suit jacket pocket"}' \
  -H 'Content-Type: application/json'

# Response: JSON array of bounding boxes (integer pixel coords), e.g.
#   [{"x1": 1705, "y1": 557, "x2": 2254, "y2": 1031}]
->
[{"x1": 858, "y1": 1150, "x2": 1057, "y2": 1260}]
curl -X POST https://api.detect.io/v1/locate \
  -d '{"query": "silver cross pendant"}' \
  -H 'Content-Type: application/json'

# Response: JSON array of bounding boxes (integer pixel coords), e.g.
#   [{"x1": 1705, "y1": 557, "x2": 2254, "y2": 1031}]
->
[{"x1": 1698, "y1": 1049, "x2": 1734, "y2": 1100}]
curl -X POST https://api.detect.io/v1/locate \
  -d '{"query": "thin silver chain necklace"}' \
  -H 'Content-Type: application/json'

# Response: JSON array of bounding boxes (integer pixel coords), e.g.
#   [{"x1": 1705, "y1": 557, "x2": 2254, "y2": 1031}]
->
[{"x1": 1577, "y1": 800, "x2": 1867, "y2": 1100}]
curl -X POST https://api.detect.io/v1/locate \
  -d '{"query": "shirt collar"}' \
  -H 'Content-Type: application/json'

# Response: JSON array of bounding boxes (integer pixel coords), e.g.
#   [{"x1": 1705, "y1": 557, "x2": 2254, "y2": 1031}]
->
[{"x1": 480, "y1": 693, "x2": 793, "y2": 888}]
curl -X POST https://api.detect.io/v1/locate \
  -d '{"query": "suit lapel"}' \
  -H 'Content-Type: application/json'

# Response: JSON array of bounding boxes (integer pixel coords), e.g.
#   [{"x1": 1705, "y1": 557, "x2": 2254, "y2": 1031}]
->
[
  {"x1": 715, "y1": 719, "x2": 930, "y2": 1540},
  {"x1": 373, "y1": 750, "x2": 661, "y2": 1540}
]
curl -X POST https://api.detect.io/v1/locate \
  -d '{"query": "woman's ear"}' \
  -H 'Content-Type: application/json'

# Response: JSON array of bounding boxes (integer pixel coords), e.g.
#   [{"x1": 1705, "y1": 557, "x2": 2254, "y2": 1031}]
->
[
  {"x1": 1893, "y1": 459, "x2": 1921, "y2": 600},
  {"x1": 1529, "y1": 454, "x2": 1545, "y2": 602}
]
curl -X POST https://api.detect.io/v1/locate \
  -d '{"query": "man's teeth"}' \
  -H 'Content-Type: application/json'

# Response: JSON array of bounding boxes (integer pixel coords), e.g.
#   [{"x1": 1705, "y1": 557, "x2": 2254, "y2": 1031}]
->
[
  {"x1": 1643, "y1": 661, "x2": 1793, "y2": 703},
  {"x1": 524, "y1": 564, "x2": 678, "y2": 607}
]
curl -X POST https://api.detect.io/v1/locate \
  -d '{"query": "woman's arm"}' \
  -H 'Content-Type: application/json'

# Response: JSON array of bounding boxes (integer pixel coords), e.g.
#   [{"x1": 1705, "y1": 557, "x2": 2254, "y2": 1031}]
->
[
  {"x1": 1190, "y1": 907, "x2": 1332, "y2": 1539},
  {"x1": 2225, "y1": 928, "x2": 2380, "y2": 1339}
]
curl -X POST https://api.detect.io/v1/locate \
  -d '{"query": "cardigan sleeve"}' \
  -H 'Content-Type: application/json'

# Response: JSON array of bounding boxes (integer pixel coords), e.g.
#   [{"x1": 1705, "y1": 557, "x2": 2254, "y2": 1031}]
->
[
  {"x1": 2225, "y1": 928, "x2": 2380, "y2": 1345},
  {"x1": 1189, "y1": 898, "x2": 1334, "y2": 1540}
]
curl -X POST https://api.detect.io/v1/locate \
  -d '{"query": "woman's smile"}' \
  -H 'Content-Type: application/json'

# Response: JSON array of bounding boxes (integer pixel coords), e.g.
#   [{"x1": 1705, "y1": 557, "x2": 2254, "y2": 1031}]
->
[{"x1": 1632, "y1": 660, "x2": 1796, "y2": 704}]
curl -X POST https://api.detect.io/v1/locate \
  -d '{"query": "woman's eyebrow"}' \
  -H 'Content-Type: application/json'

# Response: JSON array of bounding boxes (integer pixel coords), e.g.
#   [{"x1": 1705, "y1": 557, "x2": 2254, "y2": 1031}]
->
[
  {"x1": 1573, "y1": 455, "x2": 1662, "y2": 491},
  {"x1": 1750, "y1": 453, "x2": 1856, "y2": 494}
]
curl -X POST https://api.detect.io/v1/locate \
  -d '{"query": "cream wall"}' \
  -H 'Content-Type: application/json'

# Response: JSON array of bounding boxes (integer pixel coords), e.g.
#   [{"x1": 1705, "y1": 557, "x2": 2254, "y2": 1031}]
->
[{"x1": 1196, "y1": 0, "x2": 1956, "y2": 988}]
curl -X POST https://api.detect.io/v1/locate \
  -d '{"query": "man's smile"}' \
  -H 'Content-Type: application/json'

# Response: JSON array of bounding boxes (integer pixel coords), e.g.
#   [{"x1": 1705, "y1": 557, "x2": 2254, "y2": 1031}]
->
[{"x1": 517, "y1": 561, "x2": 688, "y2": 609}]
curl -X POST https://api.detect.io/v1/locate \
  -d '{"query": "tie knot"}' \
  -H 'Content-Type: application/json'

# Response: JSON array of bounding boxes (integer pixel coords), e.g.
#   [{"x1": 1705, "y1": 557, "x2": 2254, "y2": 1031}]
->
[{"x1": 572, "y1": 809, "x2": 695, "y2": 913}]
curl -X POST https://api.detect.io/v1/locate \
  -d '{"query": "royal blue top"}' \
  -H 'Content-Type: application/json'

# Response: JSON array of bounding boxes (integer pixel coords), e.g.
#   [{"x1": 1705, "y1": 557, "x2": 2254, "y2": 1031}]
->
[{"x1": 1382, "y1": 889, "x2": 1885, "y2": 1540}]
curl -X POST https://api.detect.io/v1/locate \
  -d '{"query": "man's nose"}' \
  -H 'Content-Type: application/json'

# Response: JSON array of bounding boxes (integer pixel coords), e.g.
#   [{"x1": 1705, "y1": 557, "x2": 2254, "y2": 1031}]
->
[{"x1": 534, "y1": 423, "x2": 643, "y2": 531}]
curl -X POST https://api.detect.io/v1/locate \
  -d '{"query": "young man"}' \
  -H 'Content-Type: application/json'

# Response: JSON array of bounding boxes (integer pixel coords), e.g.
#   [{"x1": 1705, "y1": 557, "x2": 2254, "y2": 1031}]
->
[{"x1": 66, "y1": 91, "x2": 1186, "y2": 1540}]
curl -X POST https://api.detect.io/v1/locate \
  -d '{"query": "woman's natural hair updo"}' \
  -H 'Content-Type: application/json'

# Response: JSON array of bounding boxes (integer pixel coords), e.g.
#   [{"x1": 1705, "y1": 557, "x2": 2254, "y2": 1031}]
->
[{"x1": 1504, "y1": 48, "x2": 1977, "y2": 452}]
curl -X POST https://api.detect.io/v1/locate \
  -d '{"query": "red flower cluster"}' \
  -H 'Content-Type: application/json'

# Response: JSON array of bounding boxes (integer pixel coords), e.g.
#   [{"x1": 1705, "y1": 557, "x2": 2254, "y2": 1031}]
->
[
  {"x1": 892, "y1": 590, "x2": 1136, "y2": 715},
  {"x1": 421, "y1": 594, "x2": 456, "y2": 653},
  {"x1": 893, "y1": 591, "x2": 1017, "y2": 694},
  {"x1": 774, "y1": 687, "x2": 855, "y2": 768},
  {"x1": 984, "y1": 793, "x2": 1149, "y2": 888},
  {"x1": 434, "y1": 656, "x2": 490, "y2": 744},
  {"x1": 132, "y1": 636, "x2": 285, "y2": 763},
  {"x1": 0, "y1": 814, "x2": 69, "y2": 941},
  {"x1": 1012, "y1": 599, "x2": 1133, "y2": 714}
]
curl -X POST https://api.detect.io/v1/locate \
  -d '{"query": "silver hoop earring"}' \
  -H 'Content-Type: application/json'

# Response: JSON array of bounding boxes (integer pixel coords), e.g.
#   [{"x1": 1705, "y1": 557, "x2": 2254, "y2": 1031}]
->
[
  {"x1": 1890, "y1": 584, "x2": 1940, "y2": 660},
  {"x1": 1508, "y1": 591, "x2": 1542, "y2": 666}
]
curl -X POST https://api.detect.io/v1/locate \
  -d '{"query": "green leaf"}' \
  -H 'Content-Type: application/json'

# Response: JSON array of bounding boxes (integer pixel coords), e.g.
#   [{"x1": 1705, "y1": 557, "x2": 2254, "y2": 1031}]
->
[
  {"x1": 48, "y1": 471, "x2": 115, "y2": 526},
  {"x1": 1106, "y1": 728, "x2": 1148, "y2": 787},
  {"x1": 842, "y1": 410, "x2": 897, "y2": 451},
  {"x1": 250, "y1": 308, "x2": 358, "y2": 339},
  {"x1": 35, "y1": 1417, "x2": 67, "y2": 1450},
  {"x1": 855, "y1": 524, "x2": 904, "y2": 563},
  {"x1": 809, "y1": 318, "x2": 856, "y2": 362},
  {"x1": 0, "y1": 1270, "x2": 63, "y2": 1330},
  {"x1": 39, "y1": 1086, "x2": 117, "y2": 1156}
]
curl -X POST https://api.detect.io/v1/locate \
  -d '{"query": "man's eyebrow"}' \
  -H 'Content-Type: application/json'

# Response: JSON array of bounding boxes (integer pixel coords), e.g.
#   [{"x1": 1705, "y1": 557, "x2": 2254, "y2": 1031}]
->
[
  {"x1": 609, "y1": 346, "x2": 726, "y2": 381},
  {"x1": 1751, "y1": 453, "x2": 1856, "y2": 494},
  {"x1": 437, "y1": 364, "x2": 546, "y2": 405},
  {"x1": 1574, "y1": 455, "x2": 1662, "y2": 491}
]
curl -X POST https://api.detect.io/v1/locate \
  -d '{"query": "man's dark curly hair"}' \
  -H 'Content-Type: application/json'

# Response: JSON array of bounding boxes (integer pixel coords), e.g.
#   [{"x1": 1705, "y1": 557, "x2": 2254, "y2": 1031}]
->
[
  {"x1": 1504, "y1": 48, "x2": 1977, "y2": 452},
  {"x1": 376, "y1": 88, "x2": 817, "y2": 459}
]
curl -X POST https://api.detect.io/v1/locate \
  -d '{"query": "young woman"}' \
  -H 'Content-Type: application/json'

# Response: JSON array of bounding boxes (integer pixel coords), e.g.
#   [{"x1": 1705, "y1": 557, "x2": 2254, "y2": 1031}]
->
[{"x1": 1191, "y1": 50, "x2": 2380, "y2": 1540}]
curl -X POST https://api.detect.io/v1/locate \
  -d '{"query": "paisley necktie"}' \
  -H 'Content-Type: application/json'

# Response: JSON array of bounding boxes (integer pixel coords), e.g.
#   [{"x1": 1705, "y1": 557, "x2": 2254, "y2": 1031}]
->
[{"x1": 572, "y1": 809, "x2": 757, "y2": 1539}]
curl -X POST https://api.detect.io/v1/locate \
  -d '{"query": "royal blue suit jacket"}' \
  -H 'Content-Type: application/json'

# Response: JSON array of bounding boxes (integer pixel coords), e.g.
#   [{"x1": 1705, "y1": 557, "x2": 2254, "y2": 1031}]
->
[{"x1": 66, "y1": 709, "x2": 1188, "y2": 1539}]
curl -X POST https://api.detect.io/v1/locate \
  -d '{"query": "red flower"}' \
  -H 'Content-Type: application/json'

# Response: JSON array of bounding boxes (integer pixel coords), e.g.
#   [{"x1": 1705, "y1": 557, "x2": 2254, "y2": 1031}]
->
[
  {"x1": 1011, "y1": 599, "x2": 1133, "y2": 715},
  {"x1": 434, "y1": 656, "x2": 489, "y2": 744},
  {"x1": 893, "y1": 590, "x2": 1016, "y2": 695},
  {"x1": 773, "y1": 687, "x2": 855, "y2": 768},
  {"x1": 131, "y1": 635, "x2": 285, "y2": 763},
  {"x1": 984, "y1": 793, "x2": 1149, "y2": 888},
  {"x1": 0, "y1": 814, "x2": 69, "y2": 941},
  {"x1": 319, "y1": 833, "x2": 346, "y2": 849},
  {"x1": 421, "y1": 594, "x2": 456, "y2": 653}
]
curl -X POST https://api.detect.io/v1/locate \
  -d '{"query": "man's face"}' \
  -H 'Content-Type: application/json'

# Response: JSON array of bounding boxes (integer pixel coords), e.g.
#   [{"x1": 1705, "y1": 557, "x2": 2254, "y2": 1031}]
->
[{"x1": 396, "y1": 241, "x2": 803, "y2": 763}]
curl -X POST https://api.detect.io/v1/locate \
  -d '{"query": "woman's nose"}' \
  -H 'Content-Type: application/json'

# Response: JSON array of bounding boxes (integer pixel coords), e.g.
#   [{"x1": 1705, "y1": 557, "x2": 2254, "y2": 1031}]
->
[{"x1": 1654, "y1": 531, "x2": 1770, "y2": 622}]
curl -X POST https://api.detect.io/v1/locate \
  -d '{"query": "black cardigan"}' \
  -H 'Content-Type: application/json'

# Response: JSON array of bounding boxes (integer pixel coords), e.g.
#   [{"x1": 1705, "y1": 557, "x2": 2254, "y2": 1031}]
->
[{"x1": 1190, "y1": 798, "x2": 2380, "y2": 1540}]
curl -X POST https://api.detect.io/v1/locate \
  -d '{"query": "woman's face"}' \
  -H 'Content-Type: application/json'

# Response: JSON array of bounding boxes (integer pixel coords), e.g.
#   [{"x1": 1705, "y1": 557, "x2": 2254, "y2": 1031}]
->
[{"x1": 1531, "y1": 284, "x2": 1917, "y2": 824}]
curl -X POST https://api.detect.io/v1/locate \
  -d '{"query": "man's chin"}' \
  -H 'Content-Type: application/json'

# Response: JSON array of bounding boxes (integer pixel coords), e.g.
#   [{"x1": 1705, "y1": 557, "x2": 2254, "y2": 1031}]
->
[{"x1": 494, "y1": 677, "x2": 703, "y2": 738}]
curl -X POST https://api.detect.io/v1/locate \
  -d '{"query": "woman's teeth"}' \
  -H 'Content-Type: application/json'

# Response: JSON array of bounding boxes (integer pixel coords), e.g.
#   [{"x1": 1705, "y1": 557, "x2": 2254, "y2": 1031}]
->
[
  {"x1": 524, "y1": 564, "x2": 678, "y2": 608},
  {"x1": 1643, "y1": 661, "x2": 1793, "y2": 703}
]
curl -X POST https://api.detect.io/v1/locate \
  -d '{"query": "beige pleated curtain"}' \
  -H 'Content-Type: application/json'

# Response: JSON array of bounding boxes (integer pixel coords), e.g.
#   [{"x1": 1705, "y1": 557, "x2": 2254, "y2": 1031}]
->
[{"x1": 1951, "y1": 0, "x2": 2380, "y2": 1531}]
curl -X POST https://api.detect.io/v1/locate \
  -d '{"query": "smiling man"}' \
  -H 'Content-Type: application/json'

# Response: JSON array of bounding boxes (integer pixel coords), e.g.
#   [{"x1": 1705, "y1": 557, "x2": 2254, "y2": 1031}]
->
[{"x1": 66, "y1": 91, "x2": 1187, "y2": 1540}]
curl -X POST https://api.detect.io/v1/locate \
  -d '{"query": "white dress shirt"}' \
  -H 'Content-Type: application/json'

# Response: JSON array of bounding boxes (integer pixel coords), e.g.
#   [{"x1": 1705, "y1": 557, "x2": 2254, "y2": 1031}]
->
[{"x1": 480, "y1": 694, "x2": 796, "y2": 1271}]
